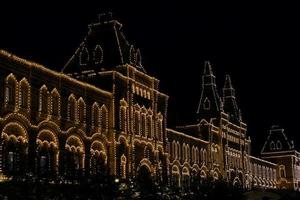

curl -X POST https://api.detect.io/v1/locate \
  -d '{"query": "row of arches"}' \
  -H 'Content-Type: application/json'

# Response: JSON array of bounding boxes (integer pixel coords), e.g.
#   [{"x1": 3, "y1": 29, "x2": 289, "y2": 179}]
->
[
  {"x1": 227, "y1": 148, "x2": 243, "y2": 169},
  {"x1": 250, "y1": 162, "x2": 276, "y2": 182},
  {"x1": 132, "y1": 103, "x2": 163, "y2": 141},
  {"x1": 1, "y1": 121, "x2": 108, "y2": 180},
  {"x1": 79, "y1": 44, "x2": 104, "y2": 66},
  {"x1": 3, "y1": 73, "x2": 109, "y2": 129},
  {"x1": 5, "y1": 74, "x2": 31, "y2": 111},
  {"x1": 171, "y1": 140, "x2": 207, "y2": 164},
  {"x1": 170, "y1": 165, "x2": 219, "y2": 188}
]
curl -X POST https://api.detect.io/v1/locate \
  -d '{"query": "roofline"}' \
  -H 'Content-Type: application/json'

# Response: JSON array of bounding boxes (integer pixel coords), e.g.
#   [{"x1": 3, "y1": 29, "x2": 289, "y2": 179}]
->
[{"x1": 0, "y1": 50, "x2": 112, "y2": 97}]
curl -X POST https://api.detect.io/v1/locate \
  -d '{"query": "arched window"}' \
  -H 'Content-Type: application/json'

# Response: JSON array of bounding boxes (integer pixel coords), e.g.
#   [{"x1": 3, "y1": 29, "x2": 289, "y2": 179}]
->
[
  {"x1": 5, "y1": 74, "x2": 18, "y2": 107},
  {"x1": 172, "y1": 140, "x2": 176, "y2": 160},
  {"x1": 134, "y1": 111, "x2": 140, "y2": 135},
  {"x1": 270, "y1": 141, "x2": 275, "y2": 150},
  {"x1": 129, "y1": 45, "x2": 136, "y2": 64},
  {"x1": 136, "y1": 49, "x2": 142, "y2": 66},
  {"x1": 147, "y1": 114, "x2": 153, "y2": 138},
  {"x1": 80, "y1": 46, "x2": 89, "y2": 66},
  {"x1": 203, "y1": 149, "x2": 207, "y2": 164},
  {"x1": 157, "y1": 114, "x2": 163, "y2": 141},
  {"x1": 141, "y1": 108, "x2": 147, "y2": 137},
  {"x1": 68, "y1": 94, "x2": 77, "y2": 122},
  {"x1": 279, "y1": 165, "x2": 286, "y2": 178},
  {"x1": 78, "y1": 97, "x2": 86, "y2": 124},
  {"x1": 276, "y1": 140, "x2": 282, "y2": 150},
  {"x1": 19, "y1": 78, "x2": 30, "y2": 109},
  {"x1": 92, "y1": 103, "x2": 100, "y2": 128},
  {"x1": 120, "y1": 105, "x2": 127, "y2": 132},
  {"x1": 93, "y1": 45, "x2": 103, "y2": 65},
  {"x1": 121, "y1": 154, "x2": 127, "y2": 179},
  {"x1": 39, "y1": 85, "x2": 48, "y2": 115},
  {"x1": 177, "y1": 142, "x2": 181, "y2": 160},
  {"x1": 203, "y1": 97, "x2": 210, "y2": 110},
  {"x1": 100, "y1": 105, "x2": 108, "y2": 132},
  {"x1": 51, "y1": 89, "x2": 60, "y2": 117}
]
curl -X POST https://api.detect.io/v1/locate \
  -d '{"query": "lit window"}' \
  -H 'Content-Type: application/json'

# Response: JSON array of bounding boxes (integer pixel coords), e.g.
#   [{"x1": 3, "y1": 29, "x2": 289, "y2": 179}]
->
[
  {"x1": 270, "y1": 141, "x2": 275, "y2": 150},
  {"x1": 19, "y1": 78, "x2": 30, "y2": 109},
  {"x1": 68, "y1": 94, "x2": 77, "y2": 121},
  {"x1": 51, "y1": 89, "x2": 60, "y2": 117},
  {"x1": 78, "y1": 98, "x2": 86, "y2": 123},
  {"x1": 279, "y1": 165, "x2": 286, "y2": 178},
  {"x1": 100, "y1": 105, "x2": 108, "y2": 132},
  {"x1": 147, "y1": 115, "x2": 152, "y2": 138},
  {"x1": 92, "y1": 103, "x2": 100, "y2": 128},
  {"x1": 5, "y1": 74, "x2": 17, "y2": 106},
  {"x1": 276, "y1": 140, "x2": 282, "y2": 150},
  {"x1": 39, "y1": 85, "x2": 48, "y2": 114},
  {"x1": 134, "y1": 111, "x2": 140, "y2": 135},
  {"x1": 93, "y1": 45, "x2": 103, "y2": 65},
  {"x1": 80, "y1": 46, "x2": 89, "y2": 66},
  {"x1": 203, "y1": 97, "x2": 210, "y2": 110}
]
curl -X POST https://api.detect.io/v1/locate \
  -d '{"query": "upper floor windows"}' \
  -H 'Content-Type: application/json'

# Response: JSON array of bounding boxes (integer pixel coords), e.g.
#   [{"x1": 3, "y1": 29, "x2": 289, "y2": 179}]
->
[
  {"x1": 100, "y1": 105, "x2": 108, "y2": 132},
  {"x1": 203, "y1": 97, "x2": 210, "y2": 110},
  {"x1": 78, "y1": 97, "x2": 86, "y2": 124},
  {"x1": 157, "y1": 113, "x2": 163, "y2": 141},
  {"x1": 141, "y1": 107, "x2": 147, "y2": 137},
  {"x1": 68, "y1": 94, "x2": 77, "y2": 122},
  {"x1": 50, "y1": 88, "x2": 60, "y2": 117},
  {"x1": 5, "y1": 74, "x2": 18, "y2": 107},
  {"x1": 147, "y1": 111, "x2": 153, "y2": 138},
  {"x1": 80, "y1": 46, "x2": 89, "y2": 66},
  {"x1": 119, "y1": 99, "x2": 128, "y2": 132},
  {"x1": 19, "y1": 78, "x2": 30, "y2": 110},
  {"x1": 270, "y1": 141, "x2": 275, "y2": 150},
  {"x1": 92, "y1": 102, "x2": 100, "y2": 128},
  {"x1": 39, "y1": 85, "x2": 49, "y2": 115},
  {"x1": 276, "y1": 140, "x2": 282, "y2": 150},
  {"x1": 93, "y1": 45, "x2": 103, "y2": 65}
]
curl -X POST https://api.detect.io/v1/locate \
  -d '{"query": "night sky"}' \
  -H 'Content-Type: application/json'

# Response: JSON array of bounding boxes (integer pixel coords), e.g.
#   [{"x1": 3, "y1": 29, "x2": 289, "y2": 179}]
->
[{"x1": 1, "y1": 2, "x2": 299, "y2": 155}]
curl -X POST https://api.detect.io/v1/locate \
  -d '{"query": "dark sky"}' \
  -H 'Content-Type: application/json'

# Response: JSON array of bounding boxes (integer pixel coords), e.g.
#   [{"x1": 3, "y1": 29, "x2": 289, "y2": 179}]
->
[{"x1": 0, "y1": 1, "x2": 299, "y2": 155}]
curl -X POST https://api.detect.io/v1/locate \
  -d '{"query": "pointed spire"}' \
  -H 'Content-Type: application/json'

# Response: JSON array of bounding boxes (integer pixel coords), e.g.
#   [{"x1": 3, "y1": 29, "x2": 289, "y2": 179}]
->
[
  {"x1": 222, "y1": 75, "x2": 241, "y2": 123},
  {"x1": 202, "y1": 61, "x2": 216, "y2": 87},
  {"x1": 204, "y1": 61, "x2": 213, "y2": 75},
  {"x1": 223, "y1": 74, "x2": 235, "y2": 97},
  {"x1": 197, "y1": 61, "x2": 221, "y2": 121},
  {"x1": 224, "y1": 75, "x2": 233, "y2": 89}
]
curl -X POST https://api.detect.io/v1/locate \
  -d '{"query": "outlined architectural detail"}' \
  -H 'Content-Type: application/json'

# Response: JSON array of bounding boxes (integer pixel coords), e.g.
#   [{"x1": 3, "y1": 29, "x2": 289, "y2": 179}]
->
[{"x1": 0, "y1": 13, "x2": 299, "y2": 192}]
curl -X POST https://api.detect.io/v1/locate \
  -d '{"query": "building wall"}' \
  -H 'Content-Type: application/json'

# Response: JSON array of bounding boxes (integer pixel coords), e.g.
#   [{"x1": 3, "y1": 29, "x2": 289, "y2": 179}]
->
[{"x1": 1, "y1": 49, "x2": 300, "y2": 191}]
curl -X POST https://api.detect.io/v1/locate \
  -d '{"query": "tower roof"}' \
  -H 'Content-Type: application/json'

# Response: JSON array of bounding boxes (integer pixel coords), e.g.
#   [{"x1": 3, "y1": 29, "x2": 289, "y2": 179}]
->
[
  {"x1": 224, "y1": 74, "x2": 233, "y2": 89},
  {"x1": 203, "y1": 61, "x2": 213, "y2": 75},
  {"x1": 62, "y1": 12, "x2": 145, "y2": 75}
]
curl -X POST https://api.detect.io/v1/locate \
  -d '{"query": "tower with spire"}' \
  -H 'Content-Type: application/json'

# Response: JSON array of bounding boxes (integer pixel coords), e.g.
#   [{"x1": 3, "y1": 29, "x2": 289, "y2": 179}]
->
[
  {"x1": 222, "y1": 75, "x2": 241, "y2": 123},
  {"x1": 196, "y1": 61, "x2": 222, "y2": 122}
]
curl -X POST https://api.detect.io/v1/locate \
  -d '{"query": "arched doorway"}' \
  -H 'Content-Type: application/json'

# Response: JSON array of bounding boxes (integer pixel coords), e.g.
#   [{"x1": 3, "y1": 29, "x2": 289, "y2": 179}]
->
[
  {"x1": 117, "y1": 137, "x2": 128, "y2": 179},
  {"x1": 90, "y1": 140, "x2": 107, "y2": 177},
  {"x1": 65, "y1": 136, "x2": 85, "y2": 181},
  {"x1": 137, "y1": 164, "x2": 152, "y2": 191},
  {"x1": 1, "y1": 123, "x2": 28, "y2": 176},
  {"x1": 171, "y1": 165, "x2": 181, "y2": 188},
  {"x1": 36, "y1": 130, "x2": 59, "y2": 178}
]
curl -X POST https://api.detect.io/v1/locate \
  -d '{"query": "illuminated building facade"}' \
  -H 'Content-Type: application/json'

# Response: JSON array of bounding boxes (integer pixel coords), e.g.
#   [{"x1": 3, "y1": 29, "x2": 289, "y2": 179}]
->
[{"x1": 0, "y1": 13, "x2": 299, "y2": 191}]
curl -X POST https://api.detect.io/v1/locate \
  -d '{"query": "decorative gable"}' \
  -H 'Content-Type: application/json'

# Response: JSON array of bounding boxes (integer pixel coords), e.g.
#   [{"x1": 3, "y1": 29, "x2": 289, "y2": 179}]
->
[{"x1": 261, "y1": 126, "x2": 294, "y2": 154}]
